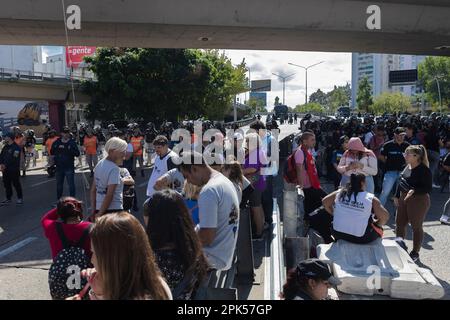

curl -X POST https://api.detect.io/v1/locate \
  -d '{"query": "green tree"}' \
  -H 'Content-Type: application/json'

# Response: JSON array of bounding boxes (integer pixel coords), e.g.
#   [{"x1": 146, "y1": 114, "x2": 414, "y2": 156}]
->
[
  {"x1": 309, "y1": 89, "x2": 328, "y2": 106},
  {"x1": 82, "y1": 48, "x2": 248, "y2": 122},
  {"x1": 370, "y1": 92, "x2": 411, "y2": 115},
  {"x1": 294, "y1": 102, "x2": 324, "y2": 114},
  {"x1": 356, "y1": 76, "x2": 373, "y2": 112},
  {"x1": 248, "y1": 97, "x2": 267, "y2": 113},
  {"x1": 309, "y1": 84, "x2": 351, "y2": 111},
  {"x1": 418, "y1": 56, "x2": 450, "y2": 109},
  {"x1": 328, "y1": 84, "x2": 350, "y2": 111}
]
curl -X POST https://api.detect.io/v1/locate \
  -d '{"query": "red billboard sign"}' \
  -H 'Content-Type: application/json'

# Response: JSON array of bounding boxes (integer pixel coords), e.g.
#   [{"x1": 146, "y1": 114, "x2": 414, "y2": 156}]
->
[{"x1": 65, "y1": 46, "x2": 96, "y2": 68}]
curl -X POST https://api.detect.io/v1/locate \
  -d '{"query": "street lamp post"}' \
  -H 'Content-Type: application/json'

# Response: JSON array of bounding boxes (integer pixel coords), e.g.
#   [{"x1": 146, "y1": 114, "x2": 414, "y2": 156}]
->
[
  {"x1": 272, "y1": 72, "x2": 296, "y2": 105},
  {"x1": 434, "y1": 76, "x2": 443, "y2": 114},
  {"x1": 288, "y1": 61, "x2": 325, "y2": 104}
]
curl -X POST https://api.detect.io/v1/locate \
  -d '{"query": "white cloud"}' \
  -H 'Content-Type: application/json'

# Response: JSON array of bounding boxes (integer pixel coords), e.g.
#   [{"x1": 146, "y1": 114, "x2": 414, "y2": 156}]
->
[
  {"x1": 42, "y1": 46, "x2": 64, "y2": 62},
  {"x1": 225, "y1": 49, "x2": 351, "y2": 107}
]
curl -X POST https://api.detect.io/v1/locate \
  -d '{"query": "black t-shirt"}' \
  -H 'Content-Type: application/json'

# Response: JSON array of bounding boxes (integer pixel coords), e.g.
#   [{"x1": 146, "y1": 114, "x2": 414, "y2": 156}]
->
[
  {"x1": 397, "y1": 163, "x2": 432, "y2": 196},
  {"x1": 380, "y1": 140, "x2": 410, "y2": 172},
  {"x1": 425, "y1": 129, "x2": 440, "y2": 152}
]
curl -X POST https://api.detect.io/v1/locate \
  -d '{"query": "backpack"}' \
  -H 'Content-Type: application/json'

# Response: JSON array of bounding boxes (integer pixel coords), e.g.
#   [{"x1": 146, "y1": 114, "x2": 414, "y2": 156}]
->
[
  {"x1": 123, "y1": 184, "x2": 136, "y2": 211},
  {"x1": 48, "y1": 223, "x2": 92, "y2": 300},
  {"x1": 283, "y1": 148, "x2": 307, "y2": 184}
]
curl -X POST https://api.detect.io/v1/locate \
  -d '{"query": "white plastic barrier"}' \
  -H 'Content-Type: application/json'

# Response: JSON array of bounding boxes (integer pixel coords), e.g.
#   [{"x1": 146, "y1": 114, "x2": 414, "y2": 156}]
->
[{"x1": 317, "y1": 239, "x2": 445, "y2": 300}]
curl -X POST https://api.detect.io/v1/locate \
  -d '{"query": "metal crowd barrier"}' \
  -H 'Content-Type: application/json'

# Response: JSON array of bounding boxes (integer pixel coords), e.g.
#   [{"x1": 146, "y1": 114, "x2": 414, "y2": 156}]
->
[
  {"x1": 202, "y1": 207, "x2": 255, "y2": 300},
  {"x1": 265, "y1": 198, "x2": 286, "y2": 300},
  {"x1": 283, "y1": 184, "x2": 310, "y2": 271}
]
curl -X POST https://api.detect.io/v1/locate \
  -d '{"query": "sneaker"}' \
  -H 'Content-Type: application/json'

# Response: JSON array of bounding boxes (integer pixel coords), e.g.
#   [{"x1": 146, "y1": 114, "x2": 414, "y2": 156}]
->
[
  {"x1": 0, "y1": 199, "x2": 12, "y2": 206},
  {"x1": 440, "y1": 215, "x2": 450, "y2": 225},
  {"x1": 395, "y1": 238, "x2": 408, "y2": 252},
  {"x1": 410, "y1": 251, "x2": 420, "y2": 262},
  {"x1": 432, "y1": 184, "x2": 441, "y2": 189},
  {"x1": 16, "y1": 199, "x2": 23, "y2": 205}
]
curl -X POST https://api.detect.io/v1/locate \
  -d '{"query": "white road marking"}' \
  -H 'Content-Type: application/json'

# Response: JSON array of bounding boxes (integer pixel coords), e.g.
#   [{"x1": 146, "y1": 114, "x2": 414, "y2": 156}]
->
[
  {"x1": 0, "y1": 237, "x2": 37, "y2": 259},
  {"x1": 31, "y1": 179, "x2": 55, "y2": 187}
]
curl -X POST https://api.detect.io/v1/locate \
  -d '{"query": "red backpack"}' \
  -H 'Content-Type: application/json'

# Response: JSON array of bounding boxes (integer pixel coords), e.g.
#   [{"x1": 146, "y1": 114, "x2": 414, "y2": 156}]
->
[{"x1": 283, "y1": 148, "x2": 306, "y2": 183}]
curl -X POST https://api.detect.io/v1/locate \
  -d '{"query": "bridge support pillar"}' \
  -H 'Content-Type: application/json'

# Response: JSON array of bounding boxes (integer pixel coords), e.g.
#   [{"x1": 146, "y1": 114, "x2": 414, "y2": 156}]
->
[{"x1": 48, "y1": 101, "x2": 66, "y2": 133}]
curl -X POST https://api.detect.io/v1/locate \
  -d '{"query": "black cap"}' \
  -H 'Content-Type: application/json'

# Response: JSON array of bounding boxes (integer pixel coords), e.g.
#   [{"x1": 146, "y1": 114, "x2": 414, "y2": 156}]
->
[
  {"x1": 62, "y1": 126, "x2": 71, "y2": 133},
  {"x1": 296, "y1": 259, "x2": 341, "y2": 286},
  {"x1": 394, "y1": 127, "x2": 406, "y2": 135}
]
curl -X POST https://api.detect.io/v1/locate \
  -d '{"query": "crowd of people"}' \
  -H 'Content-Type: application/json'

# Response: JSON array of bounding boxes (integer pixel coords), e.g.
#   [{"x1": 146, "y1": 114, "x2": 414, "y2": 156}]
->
[
  {"x1": 9, "y1": 117, "x2": 276, "y2": 300},
  {"x1": 286, "y1": 112, "x2": 450, "y2": 264},
  {"x1": 1, "y1": 111, "x2": 450, "y2": 301}
]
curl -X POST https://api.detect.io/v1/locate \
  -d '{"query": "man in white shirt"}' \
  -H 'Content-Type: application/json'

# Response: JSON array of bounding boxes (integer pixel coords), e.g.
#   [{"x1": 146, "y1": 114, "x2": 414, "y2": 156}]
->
[
  {"x1": 178, "y1": 151, "x2": 240, "y2": 271},
  {"x1": 146, "y1": 135, "x2": 178, "y2": 198}
]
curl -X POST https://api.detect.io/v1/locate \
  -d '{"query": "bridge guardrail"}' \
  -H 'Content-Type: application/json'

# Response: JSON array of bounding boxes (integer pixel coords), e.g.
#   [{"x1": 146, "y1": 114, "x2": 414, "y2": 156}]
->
[
  {"x1": 0, "y1": 68, "x2": 95, "y2": 82},
  {"x1": 224, "y1": 116, "x2": 257, "y2": 129}
]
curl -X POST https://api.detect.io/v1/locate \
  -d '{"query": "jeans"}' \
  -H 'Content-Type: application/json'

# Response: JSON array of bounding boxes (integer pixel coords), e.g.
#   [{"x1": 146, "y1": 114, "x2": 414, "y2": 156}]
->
[
  {"x1": 379, "y1": 170, "x2": 400, "y2": 206},
  {"x1": 56, "y1": 168, "x2": 76, "y2": 200},
  {"x1": 443, "y1": 196, "x2": 450, "y2": 217},
  {"x1": 427, "y1": 150, "x2": 440, "y2": 185}
]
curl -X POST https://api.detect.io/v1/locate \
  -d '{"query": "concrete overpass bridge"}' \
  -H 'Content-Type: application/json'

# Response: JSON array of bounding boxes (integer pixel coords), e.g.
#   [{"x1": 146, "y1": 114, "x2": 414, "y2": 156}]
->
[
  {"x1": 0, "y1": 68, "x2": 91, "y2": 102},
  {"x1": 0, "y1": 68, "x2": 92, "y2": 131},
  {"x1": 0, "y1": 0, "x2": 449, "y2": 56}
]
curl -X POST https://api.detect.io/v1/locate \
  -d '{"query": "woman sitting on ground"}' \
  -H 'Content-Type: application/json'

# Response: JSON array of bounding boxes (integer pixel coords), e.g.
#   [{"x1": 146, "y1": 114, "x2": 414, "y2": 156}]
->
[
  {"x1": 68, "y1": 212, "x2": 172, "y2": 300},
  {"x1": 144, "y1": 189, "x2": 209, "y2": 300},
  {"x1": 322, "y1": 173, "x2": 390, "y2": 244}
]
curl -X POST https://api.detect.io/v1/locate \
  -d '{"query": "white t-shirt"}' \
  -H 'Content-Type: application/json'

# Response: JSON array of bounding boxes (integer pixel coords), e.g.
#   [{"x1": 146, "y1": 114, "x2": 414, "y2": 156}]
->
[
  {"x1": 199, "y1": 173, "x2": 240, "y2": 271},
  {"x1": 146, "y1": 150, "x2": 177, "y2": 197},
  {"x1": 94, "y1": 158, "x2": 123, "y2": 211},
  {"x1": 162, "y1": 168, "x2": 185, "y2": 194},
  {"x1": 333, "y1": 190, "x2": 374, "y2": 237}
]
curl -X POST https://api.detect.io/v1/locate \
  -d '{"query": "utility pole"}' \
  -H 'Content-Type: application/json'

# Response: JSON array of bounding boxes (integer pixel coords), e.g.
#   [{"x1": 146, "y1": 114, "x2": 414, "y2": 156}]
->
[
  {"x1": 288, "y1": 61, "x2": 325, "y2": 104},
  {"x1": 272, "y1": 72, "x2": 296, "y2": 105},
  {"x1": 435, "y1": 76, "x2": 443, "y2": 114}
]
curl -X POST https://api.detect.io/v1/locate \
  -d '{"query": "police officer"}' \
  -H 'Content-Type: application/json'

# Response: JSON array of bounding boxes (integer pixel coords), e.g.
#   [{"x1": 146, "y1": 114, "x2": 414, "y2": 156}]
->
[
  {"x1": 50, "y1": 126, "x2": 80, "y2": 201},
  {"x1": 24, "y1": 129, "x2": 37, "y2": 169},
  {"x1": 0, "y1": 132, "x2": 23, "y2": 205}
]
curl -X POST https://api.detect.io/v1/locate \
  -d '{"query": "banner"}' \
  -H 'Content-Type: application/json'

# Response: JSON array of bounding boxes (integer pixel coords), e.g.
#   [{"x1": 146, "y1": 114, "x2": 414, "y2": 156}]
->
[{"x1": 65, "y1": 46, "x2": 96, "y2": 68}]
